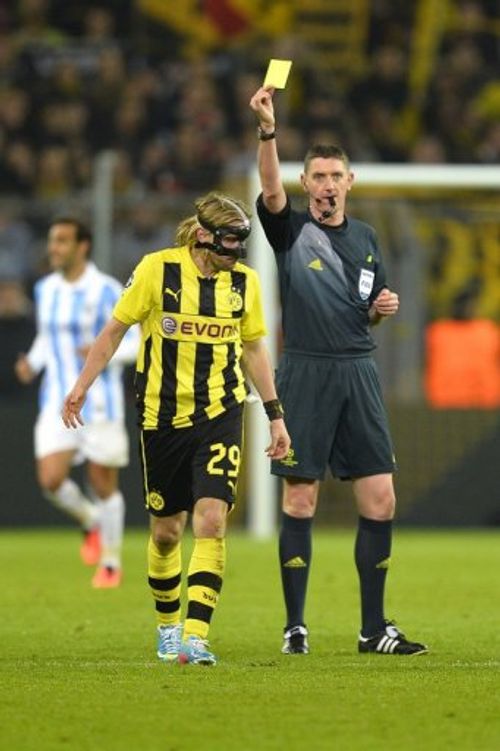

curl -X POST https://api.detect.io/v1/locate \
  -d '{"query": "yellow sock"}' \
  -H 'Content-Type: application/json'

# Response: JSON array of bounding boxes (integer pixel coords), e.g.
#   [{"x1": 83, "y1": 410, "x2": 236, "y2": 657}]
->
[
  {"x1": 147, "y1": 536, "x2": 182, "y2": 627},
  {"x1": 183, "y1": 538, "x2": 225, "y2": 641}
]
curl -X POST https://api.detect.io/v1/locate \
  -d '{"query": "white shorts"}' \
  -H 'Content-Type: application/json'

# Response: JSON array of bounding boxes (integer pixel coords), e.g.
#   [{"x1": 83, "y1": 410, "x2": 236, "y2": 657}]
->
[{"x1": 34, "y1": 414, "x2": 129, "y2": 467}]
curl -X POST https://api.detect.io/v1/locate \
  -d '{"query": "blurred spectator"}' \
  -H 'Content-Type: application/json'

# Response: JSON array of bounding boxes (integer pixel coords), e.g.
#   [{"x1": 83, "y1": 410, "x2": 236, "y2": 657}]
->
[
  {"x1": 363, "y1": 102, "x2": 409, "y2": 162},
  {"x1": 113, "y1": 95, "x2": 149, "y2": 165},
  {"x1": 48, "y1": 58, "x2": 84, "y2": 101},
  {"x1": 35, "y1": 145, "x2": 71, "y2": 197},
  {"x1": 222, "y1": 126, "x2": 260, "y2": 182},
  {"x1": 12, "y1": 0, "x2": 67, "y2": 52},
  {"x1": 111, "y1": 149, "x2": 143, "y2": 199},
  {"x1": 37, "y1": 99, "x2": 88, "y2": 150},
  {"x1": 229, "y1": 71, "x2": 263, "y2": 137},
  {"x1": 423, "y1": 37, "x2": 495, "y2": 161},
  {"x1": 476, "y1": 121, "x2": 500, "y2": 163},
  {"x1": 168, "y1": 123, "x2": 225, "y2": 193},
  {"x1": 367, "y1": 0, "x2": 413, "y2": 49},
  {"x1": 82, "y1": 6, "x2": 117, "y2": 48},
  {"x1": 0, "y1": 278, "x2": 32, "y2": 317},
  {"x1": 0, "y1": 87, "x2": 33, "y2": 142},
  {"x1": 138, "y1": 137, "x2": 173, "y2": 193},
  {"x1": 448, "y1": 0, "x2": 498, "y2": 65},
  {"x1": 113, "y1": 201, "x2": 174, "y2": 281},
  {"x1": 0, "y1": 209, "x2": 35, "y2": 281},
  {"x1": 272, "y1": 124, "x2": 305, "y2": 162},
  {"x1": 0, "y1": 34, "x2": 18, "y2": 83},
  {"x1": 0, "y1": 140, "x2": 36, "y2": 195},
  {"x1": 410, "y1": 134, "x2": 449, "y2": 163},
  {"x1": 347, "y1": 44, "x2": 412, "y2": 160},
  {"x1": 86, "y1": 47, "x2": 127, "y2": 150},
  {"x1": 177, "y1": 63, "x2": 227, "y2": 138},
  {"x1": 349, "y1": 44, "x2": 410, "y2": 114}
]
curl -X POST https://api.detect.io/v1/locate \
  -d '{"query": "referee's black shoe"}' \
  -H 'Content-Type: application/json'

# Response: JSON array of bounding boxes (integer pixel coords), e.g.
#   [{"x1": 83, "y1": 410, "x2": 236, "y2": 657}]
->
[
  {"x1": 358, "y1": 620, "x2": 428, "y2": 655},
  {"x1": 282, "y1": 624, "x2": 309, "y2": 654}
]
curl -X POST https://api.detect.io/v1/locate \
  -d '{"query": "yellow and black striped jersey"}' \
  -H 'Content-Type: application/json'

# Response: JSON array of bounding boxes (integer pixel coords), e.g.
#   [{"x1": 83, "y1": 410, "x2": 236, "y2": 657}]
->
[{"x1": 113, "y1": 246, "x2": 267, "y2": 429}]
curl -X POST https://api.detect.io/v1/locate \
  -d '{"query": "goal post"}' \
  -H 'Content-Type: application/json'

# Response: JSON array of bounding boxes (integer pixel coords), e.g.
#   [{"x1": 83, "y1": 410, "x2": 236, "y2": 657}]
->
[{"x1": 245, "y1": 163, "x2": 500, "y2": 538}]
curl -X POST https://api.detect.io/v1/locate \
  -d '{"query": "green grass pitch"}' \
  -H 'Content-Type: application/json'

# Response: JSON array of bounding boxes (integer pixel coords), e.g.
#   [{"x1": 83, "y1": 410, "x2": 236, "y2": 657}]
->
[{"x1": 1, "y1": 527, "x2": 500, "y2": 750}]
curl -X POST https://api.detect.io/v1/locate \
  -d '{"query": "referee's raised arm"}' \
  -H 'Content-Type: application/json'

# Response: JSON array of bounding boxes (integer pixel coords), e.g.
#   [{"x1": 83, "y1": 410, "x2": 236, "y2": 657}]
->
[{"x1": 249, "y1": 86, "x2": 287, "y2": 214}]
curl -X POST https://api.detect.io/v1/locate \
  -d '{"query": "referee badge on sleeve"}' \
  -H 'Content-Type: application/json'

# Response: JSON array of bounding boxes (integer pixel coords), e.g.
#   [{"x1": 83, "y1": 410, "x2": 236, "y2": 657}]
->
[{"x1": 358, "y1": 269, "x2": 375, "y2": 301}]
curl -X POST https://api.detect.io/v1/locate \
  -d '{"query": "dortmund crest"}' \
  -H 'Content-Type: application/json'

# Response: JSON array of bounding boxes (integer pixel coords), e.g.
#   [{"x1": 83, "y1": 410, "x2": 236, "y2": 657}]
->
[
  {"x1": 228, "y1": 289, "x2": 243, "y2": 311},
  {"x1": 147, "y1": 490, "x2": 165, "y2": 511}
]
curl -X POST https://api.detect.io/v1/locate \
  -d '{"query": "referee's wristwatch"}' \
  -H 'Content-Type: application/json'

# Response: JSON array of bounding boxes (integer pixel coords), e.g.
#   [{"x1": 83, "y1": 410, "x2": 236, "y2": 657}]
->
[{"x1": 257, "y1": 125, "x2": 276, "y2": 141}]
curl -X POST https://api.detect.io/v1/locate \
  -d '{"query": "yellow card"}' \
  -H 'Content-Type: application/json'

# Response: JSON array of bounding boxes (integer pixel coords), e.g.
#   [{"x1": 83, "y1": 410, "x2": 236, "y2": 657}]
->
[{"x1": 263, "y1": 59, "x2": 292, "y2": 89}]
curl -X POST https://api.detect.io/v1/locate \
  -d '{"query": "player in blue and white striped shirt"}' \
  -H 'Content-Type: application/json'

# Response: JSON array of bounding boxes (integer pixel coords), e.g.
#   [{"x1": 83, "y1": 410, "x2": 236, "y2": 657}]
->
[{"x1": 15, "y1": 218, "x2": 139, "y2": 588}]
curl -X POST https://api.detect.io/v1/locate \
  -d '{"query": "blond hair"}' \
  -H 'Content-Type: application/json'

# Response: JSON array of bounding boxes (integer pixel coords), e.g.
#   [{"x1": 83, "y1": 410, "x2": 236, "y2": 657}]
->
[{"x1": 175, "y1": 191, "x2": 251, "y2": 248}]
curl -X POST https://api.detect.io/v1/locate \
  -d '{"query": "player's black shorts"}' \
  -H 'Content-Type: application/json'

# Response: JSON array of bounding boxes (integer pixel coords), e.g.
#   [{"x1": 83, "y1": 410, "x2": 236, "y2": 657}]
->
[
  {"x1": 271, "y1": 353, "x2": 395, "y2": 481},
  {"x1": 140, "y1": 405, "x2": 243, "y2": 517}
]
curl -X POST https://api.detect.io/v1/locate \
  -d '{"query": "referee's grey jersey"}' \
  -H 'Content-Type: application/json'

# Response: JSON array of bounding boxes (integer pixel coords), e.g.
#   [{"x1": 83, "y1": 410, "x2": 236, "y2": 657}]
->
[{"x1": 257, "y1": 195, "x2": 387, "y2": 358}]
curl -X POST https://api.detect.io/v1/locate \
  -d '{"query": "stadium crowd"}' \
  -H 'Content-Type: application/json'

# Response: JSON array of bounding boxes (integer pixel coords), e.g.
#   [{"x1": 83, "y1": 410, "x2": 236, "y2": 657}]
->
[{"x1": 0, "y1": 0, "x2": 498, "y2": 305}]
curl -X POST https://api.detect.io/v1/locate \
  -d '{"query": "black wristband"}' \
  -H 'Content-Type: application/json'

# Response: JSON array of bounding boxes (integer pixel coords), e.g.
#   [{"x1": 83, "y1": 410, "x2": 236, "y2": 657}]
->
[
  {"x1": 257, "y1": 126, "x2": 276, "y2": 141},
  {"x1": 263, "y1": 398, "x2": 284, "y2": 420}
]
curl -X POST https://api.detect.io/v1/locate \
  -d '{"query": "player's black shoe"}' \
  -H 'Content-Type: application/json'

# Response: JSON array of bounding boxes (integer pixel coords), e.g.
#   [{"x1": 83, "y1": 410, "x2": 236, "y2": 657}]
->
[
  {"x1": 358, "y1": 620, "x2": 428, "y2": 655},
  {"x1": 282, "y1": 624, "x2": 309, "y2": 654}
]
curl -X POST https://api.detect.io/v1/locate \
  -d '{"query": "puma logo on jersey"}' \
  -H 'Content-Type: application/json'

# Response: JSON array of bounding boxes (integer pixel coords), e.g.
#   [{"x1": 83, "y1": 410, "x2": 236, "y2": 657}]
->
[
  {"x1": 308, "y1": 258, "x2": 324, "y2": 271},
  {"x1": 164, "y1": 287, "x2": 181, "y2": 302}
]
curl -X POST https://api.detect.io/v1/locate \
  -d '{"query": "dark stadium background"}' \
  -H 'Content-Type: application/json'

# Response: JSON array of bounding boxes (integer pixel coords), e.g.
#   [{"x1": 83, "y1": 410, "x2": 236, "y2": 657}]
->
[{"x1": 0, "y1": 0, "x2": 499, "y2": 528}]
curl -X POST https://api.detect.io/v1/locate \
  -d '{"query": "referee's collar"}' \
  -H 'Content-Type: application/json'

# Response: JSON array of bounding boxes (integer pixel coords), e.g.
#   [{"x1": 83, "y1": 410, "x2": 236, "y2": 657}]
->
[{"x1": 309, "y1": 212, "x2": 349, "y2": 233}]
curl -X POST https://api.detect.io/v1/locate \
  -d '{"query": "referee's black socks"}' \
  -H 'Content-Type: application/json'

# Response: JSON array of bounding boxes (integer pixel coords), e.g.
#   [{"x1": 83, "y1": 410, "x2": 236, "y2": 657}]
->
[
  {"x1": 279, "y1": 513, "x2": 313, "y2": 628},
  {"x1": 355, "y1": 515, "x2": 393, "y2": 637}
]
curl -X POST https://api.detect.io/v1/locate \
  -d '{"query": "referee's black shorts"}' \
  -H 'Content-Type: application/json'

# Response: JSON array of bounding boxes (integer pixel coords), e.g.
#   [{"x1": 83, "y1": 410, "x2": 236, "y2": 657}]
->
[
  {"x1": 140, "y1": 405, "x2": 243, "y2": 516},
  {"x1": 271, "y1": 353, "x2": 395, "y2": 481}
]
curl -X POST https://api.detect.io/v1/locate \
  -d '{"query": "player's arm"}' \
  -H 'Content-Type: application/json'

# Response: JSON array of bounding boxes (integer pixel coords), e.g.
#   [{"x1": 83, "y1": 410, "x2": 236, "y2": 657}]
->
[
  {"x1": 15, "y1": 299, "x2": 47, "y2": 383},
  {"x1": 15, "y1": 335, "x2": 44, "y2": 384},
  {"x1": 249, "y1": 86, "x2": 287, "y2": 214},
  {"x1": 105, "y1": 280, "x2": 141, "y2": 365},
  {"x1": 241, "y1": 337, "x2": 290, "y2": 460},
  {"x1": 107, "y1": 323, "x2": 140, "y2": 365},
  {"x1": 78, "y1": 319, "x2": 139, "y2": 365},
  {"x1": 62, "y1": 317, "x2": 130, "y2": 428}
]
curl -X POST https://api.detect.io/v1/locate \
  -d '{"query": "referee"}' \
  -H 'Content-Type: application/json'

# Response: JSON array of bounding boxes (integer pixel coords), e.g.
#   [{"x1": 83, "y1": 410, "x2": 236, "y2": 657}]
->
[
  {"x1": 62, "y1": 191, "x2": 290, "y2": 666},
  {"x1": 250, "y1": 85, "x2": 427, "y2": 657}
]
